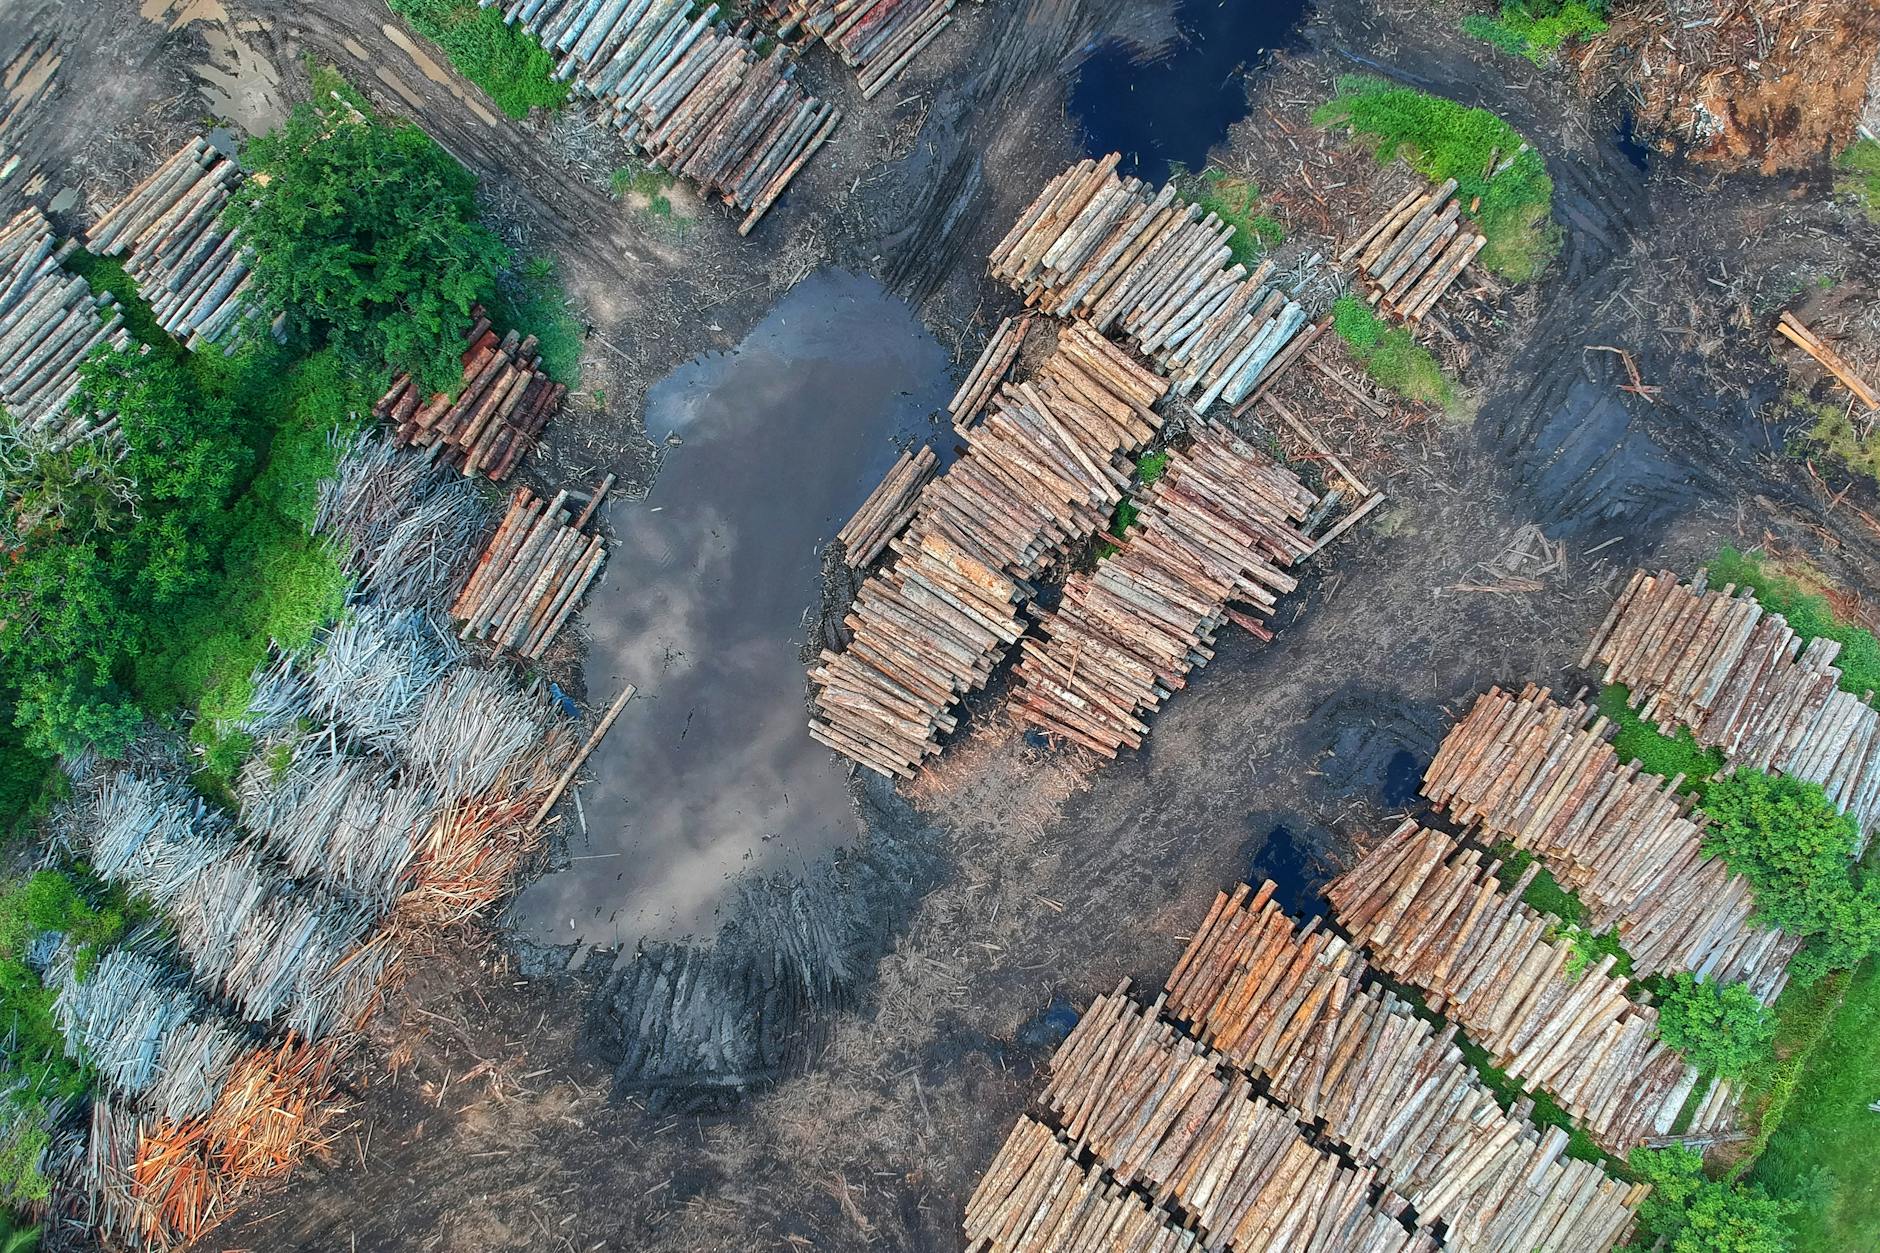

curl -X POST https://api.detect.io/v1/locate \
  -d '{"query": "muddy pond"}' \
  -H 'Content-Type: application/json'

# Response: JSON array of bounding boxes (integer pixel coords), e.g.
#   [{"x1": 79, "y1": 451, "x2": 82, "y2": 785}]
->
[{"x1": 509, "y1": 270, "x2": 953, "y2": 954}]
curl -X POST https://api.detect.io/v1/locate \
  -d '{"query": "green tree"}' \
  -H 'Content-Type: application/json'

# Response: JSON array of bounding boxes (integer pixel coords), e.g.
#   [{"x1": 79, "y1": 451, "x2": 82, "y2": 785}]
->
[
  {"x1": 226, "y1": 87, "x2": 509, "y2": 393},
  {"x1": 1655, "y1": 973, "x2": 1775, "y2": 1080},
  {"x1": 1628, "y1": 1147, "x2": 1794, "y2": 1253}
]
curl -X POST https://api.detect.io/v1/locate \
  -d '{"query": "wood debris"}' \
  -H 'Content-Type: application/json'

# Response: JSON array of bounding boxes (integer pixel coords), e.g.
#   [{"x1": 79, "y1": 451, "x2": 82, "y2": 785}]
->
[
  {"x1": 989, "y1": 156, "x2": 1310, "y2": 412},
  {"x1": 1338, "y1": 177, "x2": 1487, "y2": 323},
  {"x1": 376, "y1": 308, "x2": 567, "y2": 481},
  {"x1": 0, "y1": 206, "x2": 133, "y2": 447},
  {"x1": 949, "y1": 313, "x2": 1031, "y2": 433},
  {"x1": 1011, "y1": 421, "x2": 1319, "y2": 757},
  {"x1": 1775, "y1": 310, "x2": 1878, "y2": 409},
  {"x1": 1582, "y1": 568, "x2": 1880, "y2": 854},
  {"x1": 837, "y1": 444, "x2": 937, "y2": 568},
  {"x1": 450, "y1": 484, "x2": 608, "y2": 658},
  {"x1": 1424, "y1": 684, "x2": 1800, "y2": 1001},
  {"x1": 758, "y1": 0, "x2": 958, "y2": 99},
  {"x1": 486, "y1": 0, "x2": 841, "y2": 234}
]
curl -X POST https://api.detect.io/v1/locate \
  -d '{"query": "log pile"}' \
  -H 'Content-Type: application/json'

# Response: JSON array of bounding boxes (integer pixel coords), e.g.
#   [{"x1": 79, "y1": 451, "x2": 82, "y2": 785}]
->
[
  {"x1": 1010, "y1": 421, "x2": 1318, "y2": 756},
  {"x1": 757, "y1": 0, "x2": 957, "y2": 99},
  {"x1": 449, "y1": 485, "x2": 608, "y2": 659},
  {"x1": 486, "y1": 0, "x2": 841, "y2": 234},
  {"x1": 1423, "y1": 683, "x2": 1800, "y2": 1001},
  {"x1": 836, "y1": 444, "x2": 937, "y2": 567},
  {"x1": 1775, "y1": 311, "x2": 1879, "y2": 410},
  {"x1": 1163, "y1": 882, "x2": 1646, "y2": 1250},
  {"x1": 989, "y1": 156, "x2": 1309, "y2": 412},
  {"x1": 84, "y1": 136, "x2": 264, "y2": 349},
  {"x1": 1327, "y1": 821, "x2": 1696, "y2": 1151},
  {"x1": 0, "y1": 206, "x2": 133, "y2": 447},
  {"x1": 1582, "y1": 568, "x2": 1880, "y2": 854},
  {"x1": 316, "y1": 431, "x2": 488, "y2": 610},
  {"x1": 376, "y1": 310, "x2": 566, "y2": 481},
  {"x1": 1340, "y1": 178, "x2": 1488, "y2": 323},
  {"x1": 950, "y1": 313, "x2": 1032, "y2": 432},
  {"x1": 965, "y1": 1118, "x2": 1202, "y2": 1253},
  {"x1": 808, "y1": 323, "x2": 1168, "y2": 777}
]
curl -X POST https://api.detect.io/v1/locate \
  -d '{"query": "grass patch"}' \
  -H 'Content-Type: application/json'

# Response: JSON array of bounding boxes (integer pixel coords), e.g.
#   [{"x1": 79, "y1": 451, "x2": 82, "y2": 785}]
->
[
  {"x1": 61, "y1": 250, "x2": 181, "y2": 356},
  {"x1": 386, "y1": 0, "x2": 568, "y2": 118},
  {"x1": 490, "y1": 257, "x2": 583, "y2": 387},
  {"x1": 1837, "y1": 138, "x2": 1880, "y2": 223},
  {"x1": 1596, "y1": 682, "x2": 1723, "y2": 795},
  {"x1": 1102, "y1": 449, "x2": 1174, "y2": 550},
  {"x1": 1314, "y1": 76, "x2": 1559, "y2": 281},
  {"x1": 1462, "y1": 1, "x2": 1608, "y2": 66},
  {"x1": 1176, "y1": 169, "x2": 1284, "y2": 268},
  {"x1": 1708, "y1": 546, "x2": 1880, "y2": 698},
  {"x1": 611, "y1": 161, "x2": 679, "y2": 220},
  {"x1": 1490, "y1": 844, "x2": 1636, "y2": 978},
  {"x1": 1330, "y1": 296, "x2": 1455, "y2": 407}
]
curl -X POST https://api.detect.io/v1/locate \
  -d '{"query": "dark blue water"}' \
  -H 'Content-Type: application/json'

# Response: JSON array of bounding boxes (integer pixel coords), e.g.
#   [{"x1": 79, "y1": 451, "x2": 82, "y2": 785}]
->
[
  {"x1": 1244, "y1": 821, "x2": 1329, "y2": 919},
  {"x1": 1615, "y1": 111, "x2": 1651, "y2": 173},
  {"x1": 1070, "y1": 0, "x2": 1313, "y2": 185},
  {"x1": 1017, "y1": 998, "x2": 1083, "y2": 1049},
  {"x1": 1382, "y1": 749, "x2": 1426, "y2": 808}
]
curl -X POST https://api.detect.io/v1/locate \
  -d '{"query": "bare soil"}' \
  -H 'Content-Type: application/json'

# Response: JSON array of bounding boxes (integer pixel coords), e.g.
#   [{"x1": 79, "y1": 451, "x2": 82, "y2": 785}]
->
[{"x1": 7, "y1": 0, "x2": 1880, "y2": 1249}]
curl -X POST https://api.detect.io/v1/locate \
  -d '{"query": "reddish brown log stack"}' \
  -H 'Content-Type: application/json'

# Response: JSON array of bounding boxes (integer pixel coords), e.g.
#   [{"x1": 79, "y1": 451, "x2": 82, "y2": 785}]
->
[
  {"x1": 1339, "y1": 178, "x2": 1487, "y2": 323},
  {"x1": 450, "y1": 484, "x2": 608, "y2": 658},
  {"x1": 836, "y1": 444, "x2": 937, "y2": 568},
  {"x1": 1582, "y1": 569, "x2": 1880, "y2": 854},
  {"x1": 0, "y1": 207, "x2": 133, "y2": 447},
  {"x1": 1010, "y1": 422, "x2": 1319, "y2": 756},
  {"x1": 758, "y1": 0, "x2": 958, "y2": 99},
  {"x1": 376, "y1": 309, "x2": 566, "y2": 482},
  {"x1": 1327, "y1": 821, "x2": 1697, "y2": 1152},
  {"x1": 808, "y1": 323, "x2": 1168, "y2": 778},
  {"x1": 1424, "y1": 683, "x2": 1800, "y2": 1001}
]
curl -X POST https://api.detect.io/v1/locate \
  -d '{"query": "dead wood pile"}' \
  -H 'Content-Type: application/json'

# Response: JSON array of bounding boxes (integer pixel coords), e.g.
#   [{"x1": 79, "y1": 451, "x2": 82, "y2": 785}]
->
[
  {"x1": 758, "y1": 0, "x2": 957, "y2": 98},
  {"x1": 837, "y1": 444, "x2": 936, "y2": 568},
  {"x1": 450, "y1": 483, "x2": 608, "y2": 657},
  {"x1": 1582, "y1": 568, "x2": 1880, "y2": 855},
  {"x1": 1776, "y1": 311, "x2": 1880, "y2": 411},
  {"x1": 1340, "y1": 177, "x2": 1487, "y2": 324},
  {"x1": 486, "y1": 0, "x2": 841, "y2": 234},
  {"x1": 375, "y1": 309, "x2": 566, "y2": 481},
  {"x1": 1327, "y1": 821, "x2": 1703, "y2": 1152},
  {"x1": 0, "y1": 207, "x2": 133, "y2": 447},
  {"x1": 989, "y1": 155, "x2": 1309, "y2": 413},
  {"x1": 1424, "y1": 684, "x2": 1800, "y2": 1002},
  {"x1": 1162, "y1": 881, "x2": 1646, "y2": 1250},
  {"x1": 808, "y1": 323, "x2": 1167, "y2": 778},
  {"x1": 84, "y1": 136, "x2": 268, "y2": 350},
  {"x1": 1010, "y1": 422, "x2": 1318, "y2": 757}
]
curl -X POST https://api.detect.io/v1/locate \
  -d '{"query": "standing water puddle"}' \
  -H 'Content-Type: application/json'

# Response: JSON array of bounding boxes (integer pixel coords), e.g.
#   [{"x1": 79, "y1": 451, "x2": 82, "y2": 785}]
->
[
  {"x1": 510, "y1": 270, "x2": 952, "y2": 951},
  {"x1": 1070, "y1": 0, "x2": 1312, "y2": 185}
]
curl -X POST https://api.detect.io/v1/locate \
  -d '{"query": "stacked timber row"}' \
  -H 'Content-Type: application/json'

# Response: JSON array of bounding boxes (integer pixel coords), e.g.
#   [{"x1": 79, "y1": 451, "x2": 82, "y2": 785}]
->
[
  {"x1": 757, "y1": 0, "x2": 957, "y2": 99},
  {"x1": 837, "y1": 444, "x2": 937, "y2": 568},
  {"x1": 376, "y1": 309, "x2": 565, "y2": 481},
  {"x1": 450, "y1": 483, "x2": 609, "y2": 658},
  {"x1": 1327, "y1": 820, "x2": 1697, "y2": 1151},
  {"x1": 965, "y1": 1119, "x2": 1202, "y2": 1253},
  {"x1": 1011, "y1": 422, "x2": 1318, "y2": 756},
  {"x1": 809, "y1": 323, "x2": 1168, "y2": 777},
  {"x1": 1582, "y1": 568, "x2": 1880, "y2": 854},
  {"x1": 1424, "y1": 683, "x2": 1800, "y2": 1001},
  {"x1": 486, "y1": 0, "x2": 840, "y2": 234},
  {"x1": 1340, "y1": 178, "x2": 1487, "y2": 322},
  {"x1": 0, "y1": 207, "x2": 132, "y2": 446},
  {"x1": 84, "y1": 136, "x2": 266, "y2": 349},
  {"x1": 949, "y1": 313, "x2": 1031, "y2": 432},
  {"x1": 1164, "y1": 882, "x2": 1647, "y2": 1250},
  {"x1": 989, "y1": 155, "x2": 1309, "y2": 413}
]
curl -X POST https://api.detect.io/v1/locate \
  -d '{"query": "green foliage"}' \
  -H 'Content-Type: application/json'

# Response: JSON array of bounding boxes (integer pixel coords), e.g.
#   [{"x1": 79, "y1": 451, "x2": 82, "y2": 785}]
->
[
  {"x1": 1656, "y1": 973, "x2": 1775, "y2": 1080},
  {"x1": 0, "y1": 1213, "x2": 37, "y2": 1252},
  {"x1": 1105, "y1": 450, "x2": 1175, "y2": 541},
  {"x1": 1314, "y1": 78, "x2": 1559, "y2": 280},
  {"x1": 1597, "y1": 683, "x2": 1723, "y2": 795},
  {"x1": 1330, "y1": 296, "x2": 1455, "y2": 407},
  {"x1": 227, "y1": 85, "x2": 510, "y2": 394},
  {"x1": 1708, "y1": 547, "x2": 1880, "y2": 698},
  {"x1": 1136, "y1": 450, "x2": 1170, "y2": 487},
  {"x1": 1177, "y1": 169, "x2": 1285, "y2": 268},
  {"x1": 386, "y1": 0, "x2": 568, "y2": 118},
  {"x1": 1627, "y1": 1147, "x2": 1795, "y2": 1253},
  {"x1": 60, "y1": 251, "x2": 181, "y2": 356},
  {"x1": 1462, "y1": 1, "x2": 1608, "y2": 66},
  {"x1": 1804, "y1": 389, "x2": 1880, "y2": 482},
  {"x1": 488, "y1": 258, "x2": 583, "y2": 387},
  {"x1": 1836, "y1": 138, "x2": 1880, "y2": 223},
  {"x1": 1491, "y1": 845, "x2": 1635, "y2": 977},
  {"x1": 611, "y1": 161, "x2": 679, "y2": 220},
  {"x1": 1701, "y1": 769, "x2": 1880, "y2": 982}
]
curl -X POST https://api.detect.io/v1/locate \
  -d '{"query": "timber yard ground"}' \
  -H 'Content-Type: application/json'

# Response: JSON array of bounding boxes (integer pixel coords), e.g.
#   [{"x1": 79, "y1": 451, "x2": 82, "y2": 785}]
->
[{"x1": 5, "y1": 0, "x2": 1880, "y2": 1249}]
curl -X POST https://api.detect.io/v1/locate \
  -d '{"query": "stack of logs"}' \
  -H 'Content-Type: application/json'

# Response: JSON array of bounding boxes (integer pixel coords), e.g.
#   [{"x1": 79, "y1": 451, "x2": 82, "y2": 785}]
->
[
  {"x1": 1327, "y1": 821, "x2": 1711, "y2": 1151},
  {"x1": 84, "y1": 136, "x2": 267, "y2": 349},
  {"x1": 376, "y1": 308, "x2": 565, "y2": 481},
  {"x1": 486, "y1": 0, "x2": 840, "y2": 234},
  {"x1": 1163, "y1": 881, "x2": 1648, "y2": 1250},
  {"x1": 0, "y1": 206, "x2": 132, "y2": 447},
  {"x1": 1340, "y1": 178, "x2": 1487, "y2": 323},
  {"x1": 990, "y1": 155, "x2": 1309, "y2": 413},
  {"x1": 965, "y1": 1119, "x2": 1204, "y2": 1253},
  {"x1": 757, "y1": 0, "x2": 957, "y2": 99},
  {"x1": 450, "y1": 483, "x2": 609, "y2": 658},
  {"x1": 949, "y1": 312, "x2": 1031, "y2": 432},
  {"x1": 1424, "y1": 683, "x2": 1800, "y2": 1001},
  {"x1": 808, "y1": 323, "x2": 1168, "y2": 778},
  {"x1": 1583, "y1": 568, "x2": 1880, "y2": 855},
  {"x1": 1011, "y1": 422, "x2": 1318, "y2": 756},
  {"x1": 836, "y1": 444, "x2": 936, "y2": 568}
]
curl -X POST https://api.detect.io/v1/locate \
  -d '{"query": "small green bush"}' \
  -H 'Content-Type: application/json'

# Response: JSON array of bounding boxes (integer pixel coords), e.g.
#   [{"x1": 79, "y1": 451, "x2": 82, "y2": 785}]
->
[
  {"x1": 387, "y1": 0, "x2": 569, "y2": 118},
  {"x1": 489, "y1": 258, "x2": 583, "y2": 386},
  {"x1": 1708, "y1": 547, "x2": 1880, "y2": 698},
  {"x1": 1597, "y1": 682, "x2": 1723, "y2": 795},
  {"x1": 1330, "y1": 296, "x2": 1454, "y2": 407},
  {"x1": 1836, "y1": 138, "x2": 1880, "y2": 223},
  {"x1": 1179, "y1": 169, "x2": 1285, "y2": 268},
  {"x1": 1656, "y1": 973, "x2": 1775, "y2": 1080},
  {"x1": 1462, "y1": 1, "x2": 1609, "y2": 66},
  {"x1": 1626, "y1": 1146, "x2": 1795, "y2": 1253}
]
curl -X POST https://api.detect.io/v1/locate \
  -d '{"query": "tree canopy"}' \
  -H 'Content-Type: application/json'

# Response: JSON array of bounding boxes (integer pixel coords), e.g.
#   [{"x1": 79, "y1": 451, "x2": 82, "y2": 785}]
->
[{"x1": 1655, "y1": 973, "x2": 1775, "y2": 1080}]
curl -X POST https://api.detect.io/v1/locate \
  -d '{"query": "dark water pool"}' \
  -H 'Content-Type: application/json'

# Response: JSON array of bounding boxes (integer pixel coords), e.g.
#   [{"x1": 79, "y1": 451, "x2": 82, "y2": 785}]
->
[
  {"x1": 1614, "y1": 111, "x2": 1651, "y2": 173},
  {"x1": 509, "y1": 270, "x2": 953, "y2": 951},
  {"x1": 1243, "y1": 819, "x2": 1331, "y2": 920},
  {"x1": 1382, "y1": 748, "x2": 1426, "y2": 808},
  {"x1": 1070, "y1": 0, "x2": 1312, "y2": 185}
]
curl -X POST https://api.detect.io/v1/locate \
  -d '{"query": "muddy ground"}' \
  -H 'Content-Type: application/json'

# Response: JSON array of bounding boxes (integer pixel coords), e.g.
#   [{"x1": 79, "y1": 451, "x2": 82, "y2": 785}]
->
[{"x1": 6, "y1": 0, "x2": 1880, "y2": 1248}]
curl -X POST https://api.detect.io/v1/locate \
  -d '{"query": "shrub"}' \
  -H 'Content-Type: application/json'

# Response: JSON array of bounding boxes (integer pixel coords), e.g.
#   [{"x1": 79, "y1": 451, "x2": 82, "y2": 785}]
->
[
  {"x1": 488, "y1": 257, "x2": 584, "y2": 386},
  {"x1": 1656, "y1": 973, "x2": 1775, "y2": 1080},
  {"x1": 1707, "y1": 547, "x2": 1880, "y2": 698},
  {"x1": 1626, "y1": 1147, "x2": 1795, "y2": 1253},
  {"x1": 1462, "y1": 1, "x2": 1609, "y2": 66},
  {"x1": 387, "y1": 0, "x2": 569, "y2": 118},
  {"x1": 1837, "y1": 138, "x2": 1880, "y2": 223},
  {"x1": 1314, "y1": 78, "x2": 1559, "y2": 280},
  {"x1": 1597, "y1": 683, "x2": 1723, "y2": 795},
  {"x1": 1330, "y1": 296, "x2": 1454, "y2": 407}
]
